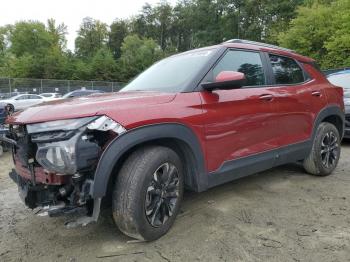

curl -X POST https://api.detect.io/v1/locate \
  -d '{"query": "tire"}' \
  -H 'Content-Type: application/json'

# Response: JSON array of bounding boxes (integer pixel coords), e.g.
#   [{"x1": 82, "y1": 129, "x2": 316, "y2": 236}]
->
[
  {"x1": 303, "y1": 122, "x2": 341, "y2": 176},
  {"x1": 112, "y1": 146, "x2": 184, "y2": 241}
]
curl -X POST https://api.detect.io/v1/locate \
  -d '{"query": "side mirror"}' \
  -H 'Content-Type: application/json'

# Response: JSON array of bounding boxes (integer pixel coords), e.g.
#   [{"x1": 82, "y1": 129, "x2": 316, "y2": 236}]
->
[{"x1": 202, "y1": 71, "x2": 246, "y2": 91}]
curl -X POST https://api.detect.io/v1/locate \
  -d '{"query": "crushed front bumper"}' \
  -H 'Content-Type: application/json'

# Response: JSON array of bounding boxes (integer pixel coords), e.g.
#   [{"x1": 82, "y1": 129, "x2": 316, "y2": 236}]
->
[
  {"x1": 9, "y1": 168, "x2": 56, "y2": 209},
  {"x1": 9, "y1": 168, "x2": 102, "y2": 227}
]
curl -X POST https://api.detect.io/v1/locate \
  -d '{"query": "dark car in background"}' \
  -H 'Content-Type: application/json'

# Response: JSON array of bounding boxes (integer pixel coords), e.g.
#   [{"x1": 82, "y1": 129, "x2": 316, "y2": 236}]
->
[
  {"x1": 327, "y1": 70, "x2": 350, "y2": 138},
  {"x1": 62, "y1": 90, "x2": 105, "y2": 99}
]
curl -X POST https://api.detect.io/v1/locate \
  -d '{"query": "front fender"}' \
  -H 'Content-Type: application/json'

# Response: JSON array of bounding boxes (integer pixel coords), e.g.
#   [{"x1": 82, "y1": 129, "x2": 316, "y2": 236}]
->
[{"x1": 92, "y1": 123, "x2": 207, "y2": 198}]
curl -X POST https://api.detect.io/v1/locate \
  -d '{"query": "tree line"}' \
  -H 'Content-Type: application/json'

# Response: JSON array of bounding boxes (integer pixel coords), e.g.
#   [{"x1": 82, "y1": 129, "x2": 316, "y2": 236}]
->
[{"x1": 0, "y1": 0, "x2": 349, "y2": 82}]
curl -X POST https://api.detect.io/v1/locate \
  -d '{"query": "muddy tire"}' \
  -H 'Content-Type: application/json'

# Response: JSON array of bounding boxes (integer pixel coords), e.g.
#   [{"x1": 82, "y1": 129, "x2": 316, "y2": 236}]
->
[
  {"x1": 303, "y1": 122, "x2": 341, "y2": 176},
  {"x1": 112, "y1": 146, "x2": 184, "y2": 241}
]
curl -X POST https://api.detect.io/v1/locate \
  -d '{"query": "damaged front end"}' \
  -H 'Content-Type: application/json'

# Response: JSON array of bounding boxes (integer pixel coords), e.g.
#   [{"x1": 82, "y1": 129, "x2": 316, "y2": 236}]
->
[{"x1": 6, "y1": 116, "x2": 126, "y2": 226}]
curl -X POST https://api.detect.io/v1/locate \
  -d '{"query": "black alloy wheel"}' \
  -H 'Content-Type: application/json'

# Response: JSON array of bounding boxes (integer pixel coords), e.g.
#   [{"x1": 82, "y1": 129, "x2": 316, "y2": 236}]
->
[{"x1": 145, "y1": 162, "x2": 180, "y2": 227}]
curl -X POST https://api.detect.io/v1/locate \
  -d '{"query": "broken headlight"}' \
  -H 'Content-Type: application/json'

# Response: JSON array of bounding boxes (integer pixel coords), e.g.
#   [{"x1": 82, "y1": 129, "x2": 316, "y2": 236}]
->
[
  {"x1": 28, "y1": 116, "x2": 126, "y2": 175},
  {"x1": 27, "y1": 117, "x2": 97, "y2": 134}
]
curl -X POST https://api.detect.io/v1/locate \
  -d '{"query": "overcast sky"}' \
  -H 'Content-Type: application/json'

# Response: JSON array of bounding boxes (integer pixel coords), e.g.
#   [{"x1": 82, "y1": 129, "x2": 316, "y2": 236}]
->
[{"x1": 0, "y1": 0, "x2": 177, "y2": 50}]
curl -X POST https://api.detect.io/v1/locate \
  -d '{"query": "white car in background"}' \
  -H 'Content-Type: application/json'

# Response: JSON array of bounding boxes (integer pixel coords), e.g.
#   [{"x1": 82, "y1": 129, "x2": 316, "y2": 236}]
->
[
  {"x1": 0, "y1": 94, "x2": 46, "y2": 111},
  {"x1": 39, "y1": 93, "x2": 62, "y2": 100},
  {"x1": 327, "y1": 70, "x2": 350, "y2": 138}
]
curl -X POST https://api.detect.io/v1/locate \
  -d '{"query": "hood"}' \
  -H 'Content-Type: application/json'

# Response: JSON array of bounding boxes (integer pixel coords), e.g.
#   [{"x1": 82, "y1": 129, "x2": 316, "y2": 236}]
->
[{"x1": 7, "y1": 91, "x2": 176, "y2": 124}]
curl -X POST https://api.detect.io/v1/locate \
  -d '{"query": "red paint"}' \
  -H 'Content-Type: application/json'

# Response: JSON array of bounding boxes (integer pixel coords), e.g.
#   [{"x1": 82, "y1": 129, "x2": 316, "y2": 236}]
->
[
  {"x1": 15, "y1": 156, "x2": 69, "y2": 185},
  {"x1": 7, "y1": 42, "x2": 344, "y2": 175},
  {"x1": 215, "y1": 71, "x2": 245, "y2": 83}
]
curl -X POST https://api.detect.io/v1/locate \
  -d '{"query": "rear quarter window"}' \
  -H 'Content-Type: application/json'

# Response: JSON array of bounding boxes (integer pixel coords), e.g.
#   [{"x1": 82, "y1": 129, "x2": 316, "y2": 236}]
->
[{"x1": 269, "y1": 54, "x2": 305, "y2": 85}]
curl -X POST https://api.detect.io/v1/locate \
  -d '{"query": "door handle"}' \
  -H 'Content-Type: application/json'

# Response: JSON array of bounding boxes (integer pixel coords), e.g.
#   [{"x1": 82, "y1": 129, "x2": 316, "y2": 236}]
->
[
  {"x1": 311, "y1": 90, "x2": 322, "y2": 97},
  {"x1": 259, "y1": 94, "x2": 274, "y2": 101}
]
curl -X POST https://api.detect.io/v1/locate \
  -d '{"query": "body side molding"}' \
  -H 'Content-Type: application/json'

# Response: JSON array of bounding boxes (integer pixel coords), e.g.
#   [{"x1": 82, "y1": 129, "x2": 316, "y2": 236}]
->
[{"x1": 208, "y1": 140, "x2": 311, "y2": 188}]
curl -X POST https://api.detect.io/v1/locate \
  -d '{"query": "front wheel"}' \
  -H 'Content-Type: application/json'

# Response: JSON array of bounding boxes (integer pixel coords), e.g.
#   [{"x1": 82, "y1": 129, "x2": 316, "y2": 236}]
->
[
  {"x1": 303, "y1": 122, "x2": 341, "y2": 176},
  {"x1": 112, "y1": 146, "x2": 184, "y2": 241}
]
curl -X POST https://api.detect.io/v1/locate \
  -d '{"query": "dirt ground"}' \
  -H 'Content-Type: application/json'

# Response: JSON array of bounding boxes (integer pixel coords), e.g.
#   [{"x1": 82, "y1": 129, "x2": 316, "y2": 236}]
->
[{"x1": 1, "y1": 144, "x2": 350, "y2": 262}]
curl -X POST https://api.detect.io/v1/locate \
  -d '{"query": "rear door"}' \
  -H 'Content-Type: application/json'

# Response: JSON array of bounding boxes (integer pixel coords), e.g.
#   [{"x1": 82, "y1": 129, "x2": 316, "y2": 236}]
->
[
  {"x1": 265, "y1": 53, "x2": 328, "y2": 148},
  {"x1": 200, "y1": 49, "x2": 281, "y2": 173}
]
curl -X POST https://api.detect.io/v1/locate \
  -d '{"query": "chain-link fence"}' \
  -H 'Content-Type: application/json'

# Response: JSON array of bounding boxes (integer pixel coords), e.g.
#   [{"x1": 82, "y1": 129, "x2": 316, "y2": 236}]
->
[{"x1": 0, "y1": 78, "x2": 126, "y2": 97}]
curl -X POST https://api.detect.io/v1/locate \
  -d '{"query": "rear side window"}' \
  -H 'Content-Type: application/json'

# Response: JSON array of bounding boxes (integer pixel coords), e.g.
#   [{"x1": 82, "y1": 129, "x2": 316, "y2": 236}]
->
[
  {"x1": 213, "y1": 50, "x2": 266, "y2": 86},
  {"x1": 269, "y1": 54, "x2": 305, "y2": 85},
  {"x1": 29, "y1": 95, "x2": 42, "y2": 99}
]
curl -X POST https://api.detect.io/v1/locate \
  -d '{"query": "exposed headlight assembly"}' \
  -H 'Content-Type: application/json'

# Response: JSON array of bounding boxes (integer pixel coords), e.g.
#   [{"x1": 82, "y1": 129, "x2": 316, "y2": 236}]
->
[
  {"x1": 27, "y1": 117, "x2": 97, "y2": 134},
  {"x1": 32, "y1": 116, "x2": 126, "y2": 175}
]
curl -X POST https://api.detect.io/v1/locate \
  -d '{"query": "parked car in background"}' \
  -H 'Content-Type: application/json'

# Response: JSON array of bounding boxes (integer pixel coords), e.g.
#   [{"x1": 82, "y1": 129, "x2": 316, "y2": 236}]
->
[
  {"x1": 327, "y1": 70, "x2": 350, "y2": 138},
  {"x1": 3, "y1": 40, "x2": 344, "y2": 241},
  {"x1": 0, "y1": 94, "x2": 45, "y2": 111},
  {"x1": 39, "y1": 93, "x2": 62, "y2": 100},
  {"x1": 0, "y1": 92, "x2": 26, "y2": 100},
  {"x1": 62, "y1": 90, "x2": 105, "y2": 99}
]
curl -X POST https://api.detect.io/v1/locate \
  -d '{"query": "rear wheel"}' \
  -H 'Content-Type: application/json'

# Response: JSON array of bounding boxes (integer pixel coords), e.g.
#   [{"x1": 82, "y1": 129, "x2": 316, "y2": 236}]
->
[
  {"x1": 303, "y1": 122, "x2": 341, "y2": 176},
  {"x1": 112, "y1": 146, "x2": 184, "y2": 241}
]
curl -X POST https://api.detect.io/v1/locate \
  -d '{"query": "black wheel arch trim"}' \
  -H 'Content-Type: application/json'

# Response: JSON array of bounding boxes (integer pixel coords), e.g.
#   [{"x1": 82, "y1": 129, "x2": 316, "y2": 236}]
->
[
  {"x1": 311, "y1": 105, "x2": 345, "y2": 141},
  {"x1": 92, "y1": 123, "x2": 207, "y2": 198}
]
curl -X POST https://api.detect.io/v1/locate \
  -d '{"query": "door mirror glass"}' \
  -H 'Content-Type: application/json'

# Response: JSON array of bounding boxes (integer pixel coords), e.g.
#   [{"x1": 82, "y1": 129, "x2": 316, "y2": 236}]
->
[{"x1": 202, "y1": 71, "x2": 246, "y2": 91}]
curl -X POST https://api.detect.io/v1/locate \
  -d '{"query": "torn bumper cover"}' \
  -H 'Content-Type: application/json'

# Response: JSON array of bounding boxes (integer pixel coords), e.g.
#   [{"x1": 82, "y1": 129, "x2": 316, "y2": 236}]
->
[{"x1": 7, "y1": 115, "x2": 126, "y2": 226}]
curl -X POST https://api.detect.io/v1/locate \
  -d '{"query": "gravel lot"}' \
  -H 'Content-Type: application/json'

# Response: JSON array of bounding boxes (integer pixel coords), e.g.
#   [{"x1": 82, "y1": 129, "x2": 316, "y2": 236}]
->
[{"x1": 1, "y1": 143, "x2": 350, "y2": 262}]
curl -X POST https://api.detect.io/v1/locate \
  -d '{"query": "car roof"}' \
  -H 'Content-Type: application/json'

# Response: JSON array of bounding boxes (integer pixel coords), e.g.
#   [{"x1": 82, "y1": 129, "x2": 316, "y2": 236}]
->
[
  {"x1": 175, "y1": 39, "x2": 314, "y2": 64},
  {"x1": 328, "y1": 70, "x2": 350, "y2": 77}
]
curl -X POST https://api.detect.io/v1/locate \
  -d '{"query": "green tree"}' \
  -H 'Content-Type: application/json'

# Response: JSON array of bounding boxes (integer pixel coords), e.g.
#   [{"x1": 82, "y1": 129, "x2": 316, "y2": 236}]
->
[
  {"x1": 118, "y1": 35, "x2": 163, "y2": 81},
  {"x1": 47, "y1": 18, "x2": 68, "y2": 50},
  {"x1": 278, "y1": 0, "x2": 350, "y2": 68},
  {"x1": 0, "y1": 26, "x2": 9, "y2": 54},
  {"x1": 75, "y1": 17, "x2": 108, "y2": 58},
  {"x1": 109, "y1": 19, "x2": 129, "y2": 59},
  {"x1": 323, "y1": 0, "x2": 350, "y2": 67},
  {"x1": 9, "y1": 21, "x2": 52, "y2": 57},
  {"x1": 90, "y1": 48, "x2": 118, "y2": 80}
]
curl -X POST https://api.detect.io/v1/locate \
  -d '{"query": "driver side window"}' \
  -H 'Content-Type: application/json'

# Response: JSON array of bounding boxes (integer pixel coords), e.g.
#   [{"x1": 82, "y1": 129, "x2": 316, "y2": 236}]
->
[{"x1": 212, "y1": 50, "x2": 266, "y2": 86}]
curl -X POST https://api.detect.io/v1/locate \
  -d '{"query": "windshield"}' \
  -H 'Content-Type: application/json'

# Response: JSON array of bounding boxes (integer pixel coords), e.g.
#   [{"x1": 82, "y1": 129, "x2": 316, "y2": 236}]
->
[
  {"x1": 121, "y1": 48, "x2": 217, "y2": 93},
  {"x1": 328, "y1": 73, "x2": 350, "y2": 98}
]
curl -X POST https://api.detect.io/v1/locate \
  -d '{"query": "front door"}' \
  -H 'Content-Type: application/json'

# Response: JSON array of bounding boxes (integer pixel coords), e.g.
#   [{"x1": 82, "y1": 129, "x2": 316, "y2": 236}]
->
[{"x1": 200, "y1": 49, "x2": 281, "y2": 174}]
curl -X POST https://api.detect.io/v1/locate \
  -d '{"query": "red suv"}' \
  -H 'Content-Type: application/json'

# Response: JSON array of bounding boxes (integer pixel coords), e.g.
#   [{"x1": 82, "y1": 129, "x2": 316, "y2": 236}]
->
[{"x1": 3, "y1": 40, "x2": 344, "y2": 241}]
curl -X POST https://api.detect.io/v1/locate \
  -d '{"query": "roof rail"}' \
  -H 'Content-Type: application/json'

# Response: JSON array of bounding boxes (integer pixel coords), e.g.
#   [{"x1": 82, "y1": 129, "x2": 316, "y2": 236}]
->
[{"x1": 224, "y1": 39, "x2": 294, "y2": 53}]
